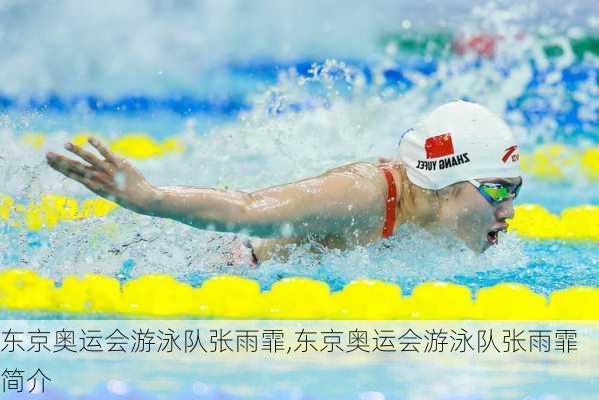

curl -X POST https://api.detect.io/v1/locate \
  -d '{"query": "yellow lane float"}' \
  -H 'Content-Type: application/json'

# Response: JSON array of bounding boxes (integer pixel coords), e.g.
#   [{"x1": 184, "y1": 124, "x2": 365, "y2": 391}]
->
[
  {"x1": 508, "y1": 204, "x2": 599, "y2": 241},
  {"x1": 2, "y1": 194, "x2": 597, "y2": 242},
  {"x1": 0, "y1": 270, "x2": 598, "y2": 319},
  {"x1": 17, "y1": 133, "x2": 599, "y2": 180},
  {"x1": 520, "y1": 144, "x2": 599, "y2": 181},
  {"x1": 20, "y1": 132, "x2": 185, "y2": 159},
  {"x1": 0, "y1": 194, "x2": 117, "y2": 230}
]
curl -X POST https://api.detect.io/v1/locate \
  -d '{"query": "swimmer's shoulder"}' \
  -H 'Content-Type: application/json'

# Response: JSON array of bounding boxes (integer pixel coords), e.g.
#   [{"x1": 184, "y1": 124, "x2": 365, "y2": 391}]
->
[
  {"x1": 328, "y1": 159, "x2": 401, "y2": 180},
  {"x1": 326, "y1": 159, "x2": 386, "y2": 176},
  {"x1": 324, "y1": 159, "x2": 402, "y2": 200}
]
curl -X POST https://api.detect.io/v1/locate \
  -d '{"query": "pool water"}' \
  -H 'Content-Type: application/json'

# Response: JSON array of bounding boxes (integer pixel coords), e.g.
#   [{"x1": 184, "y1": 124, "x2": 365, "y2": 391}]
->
[
  {"x1": 0, "y1": 0, "x2": 598, "y2": 398},
  {"x1": 1, "y1": 55, "x2": 597, "y2": 293}
]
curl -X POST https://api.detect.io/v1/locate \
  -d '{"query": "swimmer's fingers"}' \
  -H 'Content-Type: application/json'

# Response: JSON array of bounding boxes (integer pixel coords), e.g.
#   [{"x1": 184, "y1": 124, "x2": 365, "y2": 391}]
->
[
  {"x1": 47, "y1": 152, "x2": 114, "y2": 187},
  {"x1": 64, "y1": 142, "x2": 112, "y2": 174},
  {"x1": 66, "y1": 170, "x2": 110, "y2": 198},
  {"x1": 88, "y1": 137, "x2": 122, "y2": 166},
  {"x1": 58, "y1": 168, "x2": 112, "y2": 199},
  {"x1": 68, "y1": 171, "x2": 111, "y2": 198},
  {"x1": 46, "y1": 152, "x2": 90, "y2": 176}
]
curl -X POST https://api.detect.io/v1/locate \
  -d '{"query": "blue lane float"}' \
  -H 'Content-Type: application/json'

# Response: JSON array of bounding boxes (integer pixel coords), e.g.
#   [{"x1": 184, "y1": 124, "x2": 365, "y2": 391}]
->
[
  {"x1": 0, "y1": 59, "x2": 596, "y2": 133},
  {"x1": 0, "y1": 93, "x2": 250, "y2": 117}
]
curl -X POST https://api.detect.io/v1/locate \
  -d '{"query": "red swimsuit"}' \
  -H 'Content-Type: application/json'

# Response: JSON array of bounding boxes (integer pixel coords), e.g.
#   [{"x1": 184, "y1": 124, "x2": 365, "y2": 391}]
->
[{"x1": 379, "y1": 165, "x2": 398, "y2": 238}]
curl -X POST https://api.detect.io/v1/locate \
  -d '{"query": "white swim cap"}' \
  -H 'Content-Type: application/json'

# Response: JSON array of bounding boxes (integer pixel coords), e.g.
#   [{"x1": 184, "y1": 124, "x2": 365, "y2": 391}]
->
[{"x1": 398, "y1": 100, "x2": 521, "y2": 190}]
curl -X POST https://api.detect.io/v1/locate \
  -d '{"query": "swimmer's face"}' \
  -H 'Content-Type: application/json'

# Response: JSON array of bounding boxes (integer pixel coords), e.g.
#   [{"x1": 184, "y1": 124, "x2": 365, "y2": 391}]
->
[{"x1": 438, "y1": 177, "x2": 522, "y2": 252}]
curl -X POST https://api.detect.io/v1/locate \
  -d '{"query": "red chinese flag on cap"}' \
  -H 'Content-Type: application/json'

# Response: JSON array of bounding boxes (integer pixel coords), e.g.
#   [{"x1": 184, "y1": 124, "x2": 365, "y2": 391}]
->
[{"x1": 425, "y1": 133, "x2": 454, "y2": 159}]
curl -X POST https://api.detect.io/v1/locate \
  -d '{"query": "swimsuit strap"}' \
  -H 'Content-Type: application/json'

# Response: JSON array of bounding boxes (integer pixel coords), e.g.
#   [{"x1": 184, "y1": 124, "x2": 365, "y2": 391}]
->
[{"x1": 379, "y1": 165, "x2": 398, "y2": 238}]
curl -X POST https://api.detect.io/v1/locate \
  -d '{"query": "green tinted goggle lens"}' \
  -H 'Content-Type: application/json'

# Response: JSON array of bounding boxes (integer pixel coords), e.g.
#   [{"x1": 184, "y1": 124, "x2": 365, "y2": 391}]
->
[
  {"x1": 481, "y1": 185, "x2": 511, "y2": 201},
  {"x1": 479, "y1": 182, "x2": 521, "y2": 203}
]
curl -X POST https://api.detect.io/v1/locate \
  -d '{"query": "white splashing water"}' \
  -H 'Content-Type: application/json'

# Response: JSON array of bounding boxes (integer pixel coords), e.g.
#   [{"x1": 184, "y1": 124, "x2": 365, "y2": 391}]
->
[
  {"x1": 0, "y1": 58, "x2": 536, "y2": 284},
  {"x1": 0, "y1": 1, "x2": 596, "y2": 286},
  {"x1": 0, "y1": 0, "x2": 595, "y2": 95}
]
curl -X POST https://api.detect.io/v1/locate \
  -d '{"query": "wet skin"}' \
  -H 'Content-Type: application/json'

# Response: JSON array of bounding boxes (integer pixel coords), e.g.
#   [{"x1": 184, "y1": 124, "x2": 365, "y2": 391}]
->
[{"x1": 46, "y1": 138, "x2": 522, "y2": 262}]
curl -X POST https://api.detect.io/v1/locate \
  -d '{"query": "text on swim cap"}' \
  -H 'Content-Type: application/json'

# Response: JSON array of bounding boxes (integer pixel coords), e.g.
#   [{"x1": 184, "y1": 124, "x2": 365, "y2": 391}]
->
[{"x1": 416, "y1": 152, "x2": 470, "y2": 171}]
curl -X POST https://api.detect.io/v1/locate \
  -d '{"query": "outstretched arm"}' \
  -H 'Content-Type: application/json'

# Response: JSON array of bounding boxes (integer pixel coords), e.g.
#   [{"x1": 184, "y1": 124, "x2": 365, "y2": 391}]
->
[{"x1": 47, "y1": 138, "x2": 387, "y2": 239}]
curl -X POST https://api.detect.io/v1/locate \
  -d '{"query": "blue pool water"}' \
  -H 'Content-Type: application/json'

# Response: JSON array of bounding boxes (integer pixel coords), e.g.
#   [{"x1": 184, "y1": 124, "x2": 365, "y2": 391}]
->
[
  {"x1": 0, "y1": 0, "x2": 597, "y2": 294},
  {"x1": 0, "y1": 0, "x2": 597, "y2": 295},
  {"x1": 0, "y1": 0, "x2": 598, "y2": 398}
]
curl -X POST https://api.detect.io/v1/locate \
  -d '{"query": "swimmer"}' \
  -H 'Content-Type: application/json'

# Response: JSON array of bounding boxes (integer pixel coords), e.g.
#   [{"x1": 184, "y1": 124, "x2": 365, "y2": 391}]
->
[{"x1": 46, "y1": 101, "x2": 522, "y2": 265}]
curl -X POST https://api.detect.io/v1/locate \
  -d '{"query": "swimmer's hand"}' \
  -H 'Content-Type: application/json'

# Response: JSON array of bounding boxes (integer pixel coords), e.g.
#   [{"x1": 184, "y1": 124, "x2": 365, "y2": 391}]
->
[{"x1": 46, "y1": 138, "x2": 157, "y2": 213}]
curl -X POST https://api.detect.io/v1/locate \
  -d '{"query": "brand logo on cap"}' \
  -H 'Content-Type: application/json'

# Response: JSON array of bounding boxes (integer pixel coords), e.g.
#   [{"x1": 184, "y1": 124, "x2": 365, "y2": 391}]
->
[
  {"x1": 425, "y1": 133, "x2": 454, "y2": 159},
  {"x1": 502, "y1": 145, "x2": 519, "y2": 163}
]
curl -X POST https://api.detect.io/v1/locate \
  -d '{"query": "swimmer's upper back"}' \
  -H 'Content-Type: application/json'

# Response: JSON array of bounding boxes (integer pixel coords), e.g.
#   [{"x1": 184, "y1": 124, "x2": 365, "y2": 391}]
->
[{"x1": 252, "y1": 161, "x2": 401, "y2": 260}]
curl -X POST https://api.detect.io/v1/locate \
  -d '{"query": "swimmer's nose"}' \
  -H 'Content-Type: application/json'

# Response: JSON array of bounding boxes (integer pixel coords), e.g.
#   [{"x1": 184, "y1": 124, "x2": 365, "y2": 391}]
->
[{"x1": 495, "y1": 197, "x2": 515, "y2": 220}]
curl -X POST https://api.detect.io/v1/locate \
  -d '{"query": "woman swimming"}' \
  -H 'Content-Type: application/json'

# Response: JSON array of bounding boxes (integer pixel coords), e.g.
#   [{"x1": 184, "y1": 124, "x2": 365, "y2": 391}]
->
[{"x1": 46, "y1": 101, "x2": 522, "y2": 264}]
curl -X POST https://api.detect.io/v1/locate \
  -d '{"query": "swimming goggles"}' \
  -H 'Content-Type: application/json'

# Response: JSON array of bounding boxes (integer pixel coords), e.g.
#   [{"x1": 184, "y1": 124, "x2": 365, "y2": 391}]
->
[{"x1": 469, "y1": 180, "x2": 521, "y2": 206}]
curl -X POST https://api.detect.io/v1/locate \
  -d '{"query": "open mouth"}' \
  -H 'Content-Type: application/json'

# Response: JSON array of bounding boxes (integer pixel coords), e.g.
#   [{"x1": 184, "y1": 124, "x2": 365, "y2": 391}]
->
[
  {"x1": 487, "y1": 225, "x2": 507, "y2": 246},
  {"x1": 487, "y1": 230, "x2": 499, "y2": 245}
]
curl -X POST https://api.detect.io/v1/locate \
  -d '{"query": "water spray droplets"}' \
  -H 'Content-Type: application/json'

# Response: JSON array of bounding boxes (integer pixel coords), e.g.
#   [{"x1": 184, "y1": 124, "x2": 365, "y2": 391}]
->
[{"x1": 114, "y1": 171, "x2": 126, "y2": 191}]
